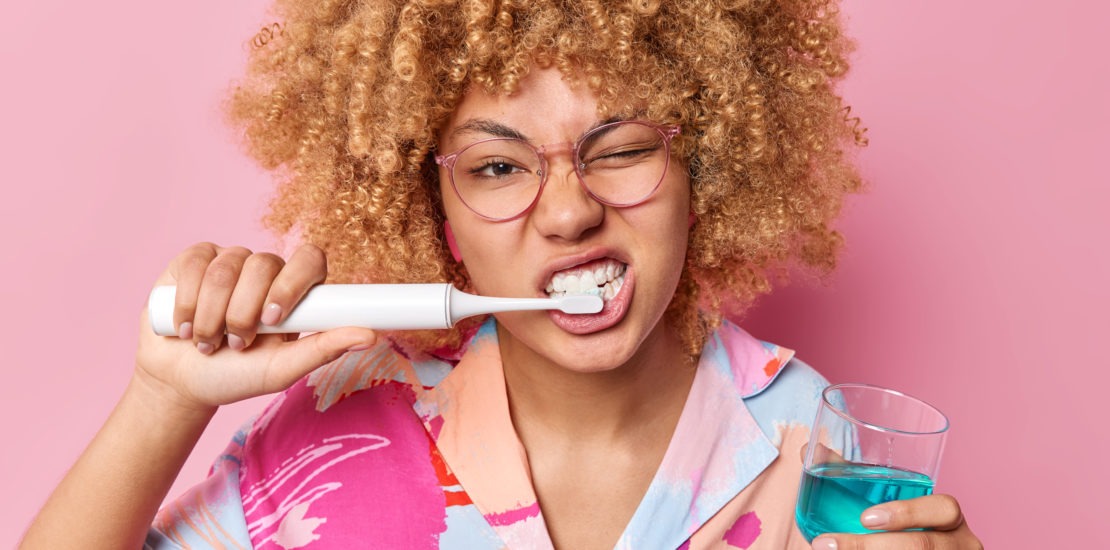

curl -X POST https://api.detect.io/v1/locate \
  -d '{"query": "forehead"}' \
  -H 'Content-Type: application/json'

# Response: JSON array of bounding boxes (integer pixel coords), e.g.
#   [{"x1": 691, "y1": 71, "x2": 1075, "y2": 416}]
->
[{"x1": 440, "y1": 67, "x2": 603, "y2": 148}]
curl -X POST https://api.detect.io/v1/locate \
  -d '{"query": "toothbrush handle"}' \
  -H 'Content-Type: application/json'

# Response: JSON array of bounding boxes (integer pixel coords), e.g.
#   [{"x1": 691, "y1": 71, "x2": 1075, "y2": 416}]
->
[
  {"x1": 148, "y1": 284, "x2": 453, "y2": 336},
  {"x1": 448, "y1": 288, "x2": 561, "y2": 320}
]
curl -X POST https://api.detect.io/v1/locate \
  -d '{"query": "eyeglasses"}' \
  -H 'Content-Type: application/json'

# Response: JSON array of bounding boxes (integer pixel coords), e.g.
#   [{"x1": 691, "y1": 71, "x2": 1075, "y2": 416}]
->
[{"x1": 434, "y1": 120, "x2": 681, "y2": 222}]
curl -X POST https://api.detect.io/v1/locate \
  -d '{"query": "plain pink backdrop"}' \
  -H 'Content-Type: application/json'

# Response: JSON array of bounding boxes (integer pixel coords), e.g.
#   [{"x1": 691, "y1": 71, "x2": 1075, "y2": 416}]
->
[{"x1": 2, "y1": 1, "x2": 1106, "y2": 547}]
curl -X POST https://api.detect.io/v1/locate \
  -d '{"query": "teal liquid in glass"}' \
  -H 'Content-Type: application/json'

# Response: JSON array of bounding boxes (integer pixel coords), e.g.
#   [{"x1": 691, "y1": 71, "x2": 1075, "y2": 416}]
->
[{"x1": 795, "y1": 463, "x2": 934, "y2": 541}]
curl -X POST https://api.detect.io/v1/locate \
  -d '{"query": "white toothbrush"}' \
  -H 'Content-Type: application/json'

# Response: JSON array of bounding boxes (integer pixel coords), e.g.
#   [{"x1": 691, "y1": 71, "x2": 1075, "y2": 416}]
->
[{"x1": 148, "y1": 284, "x2": 603, "y2": 336}]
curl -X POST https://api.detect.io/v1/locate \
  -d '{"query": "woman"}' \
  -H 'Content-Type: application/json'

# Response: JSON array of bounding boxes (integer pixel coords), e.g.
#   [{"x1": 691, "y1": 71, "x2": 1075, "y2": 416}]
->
[{"x1": 23, "y1": 0, "x2": 982, "y2": 548}]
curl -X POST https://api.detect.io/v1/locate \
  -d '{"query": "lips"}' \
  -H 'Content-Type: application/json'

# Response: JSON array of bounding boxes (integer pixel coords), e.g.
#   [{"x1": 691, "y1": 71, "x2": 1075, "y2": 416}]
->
[{"x1": 547, "y1": 262, "x2": 634, "y2": 335}]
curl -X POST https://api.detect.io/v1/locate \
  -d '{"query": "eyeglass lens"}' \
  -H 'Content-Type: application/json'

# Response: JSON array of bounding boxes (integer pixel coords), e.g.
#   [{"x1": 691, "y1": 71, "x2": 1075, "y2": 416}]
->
[{"x1": 450, "y1": 121, "x2": 671, "y2": 220}]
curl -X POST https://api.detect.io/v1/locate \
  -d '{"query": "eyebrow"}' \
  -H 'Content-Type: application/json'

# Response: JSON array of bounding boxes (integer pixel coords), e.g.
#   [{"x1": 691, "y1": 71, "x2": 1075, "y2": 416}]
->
[
  {"x1": 446, "y1": 114, "x2": 635, "y2": 146},
  {"x1": 450, "y1": 119, "x2": 529, "y2": 142},
  {"x1": 586, "y1": 116, "x2": 628, "y2": 141}
]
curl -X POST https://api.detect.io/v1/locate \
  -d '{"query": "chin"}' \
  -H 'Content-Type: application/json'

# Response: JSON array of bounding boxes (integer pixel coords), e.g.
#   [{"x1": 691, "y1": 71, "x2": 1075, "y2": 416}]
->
[
  {"x1": 546, "y1": 325, "x2": 648, "y2": 374},
  {"x1": 555, "y1": 353, "x2": 628, "y2": 374}
]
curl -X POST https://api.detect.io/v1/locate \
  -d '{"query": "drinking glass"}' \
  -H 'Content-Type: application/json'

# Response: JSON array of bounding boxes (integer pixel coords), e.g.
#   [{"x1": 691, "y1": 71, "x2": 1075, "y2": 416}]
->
[{"x1": 795, "y1": 383, "x2": 949, "y2": 541}]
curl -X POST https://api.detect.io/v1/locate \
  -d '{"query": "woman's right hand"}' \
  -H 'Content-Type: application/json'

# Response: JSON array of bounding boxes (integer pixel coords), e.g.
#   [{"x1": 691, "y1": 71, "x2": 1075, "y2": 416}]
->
[{"x1": 134, "y1": 242, "x2": 378, "y2": 413}]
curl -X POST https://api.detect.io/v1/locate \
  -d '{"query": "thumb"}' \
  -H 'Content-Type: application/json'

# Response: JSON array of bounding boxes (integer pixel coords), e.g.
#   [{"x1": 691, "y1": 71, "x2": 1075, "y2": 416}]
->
[{"x1": 262, "y1": 328, "x2": 378, "y2": 391}]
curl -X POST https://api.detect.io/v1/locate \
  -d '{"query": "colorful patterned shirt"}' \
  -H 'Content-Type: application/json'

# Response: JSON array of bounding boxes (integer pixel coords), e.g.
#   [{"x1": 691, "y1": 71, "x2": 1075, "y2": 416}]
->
[{"x1": 146, "y1": 319, "x2": 829, "y2": 549}]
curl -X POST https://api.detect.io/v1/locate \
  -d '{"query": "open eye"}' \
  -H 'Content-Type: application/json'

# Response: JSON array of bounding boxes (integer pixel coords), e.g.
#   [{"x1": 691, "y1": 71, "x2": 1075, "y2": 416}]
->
[
  {"x1": 469, "y1": 159, "x2": 528, "y2": 178},
  {"x1": 453, "y1": 138, "x2": 540, "y2": 188}
]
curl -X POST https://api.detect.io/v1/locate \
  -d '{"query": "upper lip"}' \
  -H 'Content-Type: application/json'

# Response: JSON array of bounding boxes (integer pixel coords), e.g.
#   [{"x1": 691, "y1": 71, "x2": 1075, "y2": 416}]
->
[{"x1": 536, "y1": 248, "x2": 628, "y2": 296}]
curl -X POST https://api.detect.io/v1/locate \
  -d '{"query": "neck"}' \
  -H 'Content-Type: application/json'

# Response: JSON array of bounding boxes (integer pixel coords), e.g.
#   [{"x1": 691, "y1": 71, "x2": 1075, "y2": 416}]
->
[{"x1": 498, "y1": 321, "x2": 697, "y2": 445}]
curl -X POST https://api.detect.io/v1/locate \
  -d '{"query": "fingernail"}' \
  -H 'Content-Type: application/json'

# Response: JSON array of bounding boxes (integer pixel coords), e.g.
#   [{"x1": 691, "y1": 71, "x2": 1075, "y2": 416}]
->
[
  {"x1": 227, "y1": 334, "x2": 245, "y2": 351},
  {"x1": 261, "y1": 303, "x2": 282, "y2": 325},
  {"x1": 178, "y1": 322, "x2": 193, "y2": 340},
  {"x1": 347, "y1": 343, "x2": 373, "y2": 352},
  {"x1": 196, "y1": 341, "x2": 215, "y2": 355},
  {"x1": 861, "y1": 507, "x2": 892, "y2": 528},
  {"x1": 812, "y1": 537, "x2": 837, "y2": 550}
]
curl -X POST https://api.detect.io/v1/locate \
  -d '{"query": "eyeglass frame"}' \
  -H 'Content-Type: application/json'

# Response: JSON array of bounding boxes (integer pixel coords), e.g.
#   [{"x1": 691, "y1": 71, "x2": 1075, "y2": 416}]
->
[{"x1": 433, "y1": 120, "x2": 682, "y2": 222}]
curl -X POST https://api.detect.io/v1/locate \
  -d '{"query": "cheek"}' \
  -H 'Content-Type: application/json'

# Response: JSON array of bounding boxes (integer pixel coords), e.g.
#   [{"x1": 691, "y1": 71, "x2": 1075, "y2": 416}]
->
[
  {"x1": 439, "y1": 179, "x2": 477, "y2": 254},
  {"x1": 654, "y1": 179, "x2": 692, "y2": 252},
  {"x1": 438, "y1": 176, "x2": 462, "y2": 222},
  {"x1": 653, "y1": 184, "x2": 693, "y2": 284},
  {"x1": 439, "y1": 210, "x2": 522, "y2": 294}
]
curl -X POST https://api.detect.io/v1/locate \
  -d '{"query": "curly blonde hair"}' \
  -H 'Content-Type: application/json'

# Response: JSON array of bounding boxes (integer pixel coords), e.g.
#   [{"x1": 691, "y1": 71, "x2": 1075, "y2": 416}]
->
[{"x1": 227, "y1": 0, "x2": 865, "y2": 358}]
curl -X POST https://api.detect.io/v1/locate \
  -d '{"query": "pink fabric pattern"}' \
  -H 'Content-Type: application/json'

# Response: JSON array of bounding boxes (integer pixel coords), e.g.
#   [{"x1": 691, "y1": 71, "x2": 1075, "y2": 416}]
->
[{"x1": 722, "y1": 512, "x2": 762, "y2": 548}]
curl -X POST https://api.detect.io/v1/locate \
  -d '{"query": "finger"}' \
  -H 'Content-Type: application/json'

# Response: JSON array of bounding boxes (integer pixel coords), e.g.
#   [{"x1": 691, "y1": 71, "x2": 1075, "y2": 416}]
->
[
  {"x1": 800, "y1": 442, "x2": 849, "y2": 464},
  {"x1": 225, "y1": 252, "x2": 285, "y2": 349},
  {"x1": 257, "y1": 328, "x2": 377, "y2": 392},
  {"x1": 261, "y1": 244, "x2": 327, "y2": 326},
  {"x1": 171, "y1": 243, "x2": 219, "y2": 339},
  {"x1": 812, "y1": 529, "x2": 965, "y2": 550},
  {"x1": 860, "y1": 494, "x2": 964, "y2": 532},
  {"x1": 192, "y1": 247, "x2": 252, "y2": 353}
]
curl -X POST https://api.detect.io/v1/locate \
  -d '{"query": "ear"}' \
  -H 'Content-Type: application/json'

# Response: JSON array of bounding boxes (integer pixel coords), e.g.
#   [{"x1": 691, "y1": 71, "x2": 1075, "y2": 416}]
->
[
  {"x1": 444, "y1": 220, "x2": 462, "y2": 263},
  {"x1": 688, "y1": 211, "x2": 697, "y2": 229}
]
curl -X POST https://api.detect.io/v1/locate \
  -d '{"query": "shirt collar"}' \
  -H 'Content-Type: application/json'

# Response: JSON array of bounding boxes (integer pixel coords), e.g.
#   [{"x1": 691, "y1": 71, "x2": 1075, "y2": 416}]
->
[
  {"x1": 412, "y1": 318, "x2": 793, "y2": 548},
  {"x1": 614, "y1": 320, "x2": 793, "y2": 547}
]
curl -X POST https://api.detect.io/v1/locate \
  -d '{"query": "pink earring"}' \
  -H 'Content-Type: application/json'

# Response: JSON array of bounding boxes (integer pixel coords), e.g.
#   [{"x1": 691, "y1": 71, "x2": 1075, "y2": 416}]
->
[{"x1": 445, "y1": 220, "x2": 462, "y2": 263}]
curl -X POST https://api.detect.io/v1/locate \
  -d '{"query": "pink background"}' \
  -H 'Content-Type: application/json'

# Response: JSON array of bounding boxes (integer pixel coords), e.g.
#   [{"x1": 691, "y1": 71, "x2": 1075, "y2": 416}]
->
[{"x1": 1, "y1": 1, "x2": 1105, "y2": 547}]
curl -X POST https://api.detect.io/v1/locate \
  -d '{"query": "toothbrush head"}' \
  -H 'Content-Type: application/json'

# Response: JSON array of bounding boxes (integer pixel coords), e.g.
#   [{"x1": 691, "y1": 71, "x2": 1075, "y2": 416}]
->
[{"x1": 556, "y1": 294, "x2": 604, "y2": 314}]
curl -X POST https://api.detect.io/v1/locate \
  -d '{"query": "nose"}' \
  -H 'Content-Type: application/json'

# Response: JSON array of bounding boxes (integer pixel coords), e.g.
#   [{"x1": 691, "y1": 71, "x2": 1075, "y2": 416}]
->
[{"x1": 530, "y1": 158, "x2": 604, "y2": 241}]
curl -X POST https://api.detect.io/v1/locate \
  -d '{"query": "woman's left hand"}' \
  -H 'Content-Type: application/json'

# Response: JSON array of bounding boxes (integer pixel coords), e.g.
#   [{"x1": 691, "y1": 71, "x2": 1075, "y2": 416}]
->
[{"x1": 811, "y1": 494, "x2": 983, "y2": 549}]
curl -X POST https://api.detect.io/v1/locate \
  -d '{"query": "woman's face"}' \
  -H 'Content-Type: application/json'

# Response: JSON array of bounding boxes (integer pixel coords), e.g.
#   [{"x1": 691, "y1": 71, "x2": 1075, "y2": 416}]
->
[{"x1": 437, "y1": 67, "x2": 691, "y2": 373}]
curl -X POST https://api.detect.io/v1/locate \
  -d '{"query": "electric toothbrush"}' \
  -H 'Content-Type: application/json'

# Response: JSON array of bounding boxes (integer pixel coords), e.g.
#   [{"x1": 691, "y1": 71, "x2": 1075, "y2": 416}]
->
[{"x1": 148, "y1": 284, "x2": 603, "y2": 336}]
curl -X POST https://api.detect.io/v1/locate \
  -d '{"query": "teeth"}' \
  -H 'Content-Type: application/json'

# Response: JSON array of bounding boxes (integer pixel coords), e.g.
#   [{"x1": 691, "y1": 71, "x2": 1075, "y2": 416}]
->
[
  {"x1": 545, "y1": 260, "x2": 627, "y2": 302},
  {"x1": 580, "y1": 271, "x2": 597, "y2": 289},
  {"x1": 564, "y1": 274, "x2": 580, "y2": 293}
]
